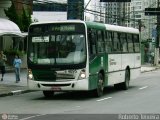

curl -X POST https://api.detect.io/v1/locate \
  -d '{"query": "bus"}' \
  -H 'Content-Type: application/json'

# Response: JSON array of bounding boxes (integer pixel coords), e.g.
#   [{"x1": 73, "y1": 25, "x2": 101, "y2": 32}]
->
[{"x1": 27, "y1": 20, "x2": 141, "y2": 97}]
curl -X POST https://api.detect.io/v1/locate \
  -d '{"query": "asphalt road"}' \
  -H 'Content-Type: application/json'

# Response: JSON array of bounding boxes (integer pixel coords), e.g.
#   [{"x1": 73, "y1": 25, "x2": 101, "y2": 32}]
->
[{"x1": 0, "y1": 70, "x2": 160, "y2": 120}]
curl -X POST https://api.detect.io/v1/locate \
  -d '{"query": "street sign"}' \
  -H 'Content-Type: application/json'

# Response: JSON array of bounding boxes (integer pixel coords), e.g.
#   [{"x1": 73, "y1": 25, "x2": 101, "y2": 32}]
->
[
  {"x1": 152, "y1": 37, "x2": 155, "y2": 43},
  {"x1": 145, "y1": 8, "x2": 160, "y2": 16},
  {"x1": 100, "y1": 0, "x2": 131, "y2": 2}
]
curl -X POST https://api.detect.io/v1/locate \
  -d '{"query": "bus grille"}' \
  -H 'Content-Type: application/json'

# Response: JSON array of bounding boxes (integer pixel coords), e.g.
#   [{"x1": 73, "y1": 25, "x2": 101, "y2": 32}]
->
[
  {"x1": 34, "y1": 74, "x2": 75, "y2": 81},
  {"x1": 41, "y1": 83, "x2": 71, "y2": 87}
]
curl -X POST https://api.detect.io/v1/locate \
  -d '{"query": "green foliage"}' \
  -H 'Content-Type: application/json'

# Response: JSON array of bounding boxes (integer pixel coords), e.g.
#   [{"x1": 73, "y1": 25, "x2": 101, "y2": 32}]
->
[
  {"x1": 4, "y1": 0, "x2": 20, "y2": 26},
  {"x1": 22, "y1": 8, "x2": 32, "y2": 32},
  {"x1": 4, "y1": 49, "x2": 25, "y2": 57},
  {"x1": 4, "y1": 0, "x2": 32, "y2": 32}
]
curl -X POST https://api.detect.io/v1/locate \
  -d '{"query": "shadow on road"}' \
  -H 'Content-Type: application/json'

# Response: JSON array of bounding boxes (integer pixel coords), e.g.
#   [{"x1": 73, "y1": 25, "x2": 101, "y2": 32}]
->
[{"x1": 32, "y1": 85, "x2": 137, "y2": 101}]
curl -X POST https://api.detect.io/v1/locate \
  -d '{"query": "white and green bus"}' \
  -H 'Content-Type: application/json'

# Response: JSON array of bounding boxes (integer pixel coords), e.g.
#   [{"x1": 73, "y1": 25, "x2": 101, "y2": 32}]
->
[{"x1": 27, "y1": 20, "x2": 141, "y2": 97}]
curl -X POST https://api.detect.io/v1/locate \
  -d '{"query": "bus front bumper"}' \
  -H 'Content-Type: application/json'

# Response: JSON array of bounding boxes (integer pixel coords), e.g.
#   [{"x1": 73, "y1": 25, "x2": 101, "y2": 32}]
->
[{"x1": 28, "y1": 79, "x2": 89, "y2": 91}]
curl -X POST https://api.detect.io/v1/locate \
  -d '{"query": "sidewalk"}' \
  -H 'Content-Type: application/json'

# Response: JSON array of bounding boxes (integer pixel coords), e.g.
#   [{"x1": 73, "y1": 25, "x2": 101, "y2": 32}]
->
[
  {"x1": 141, "y1": 64, "x2": 160, "y2": 72},
  {"x1": 0, "y1": 69, "x2": 30, "y2": 97},
  {"x1": 0, "y1": 65, "x2": 159, "y2": 97}
]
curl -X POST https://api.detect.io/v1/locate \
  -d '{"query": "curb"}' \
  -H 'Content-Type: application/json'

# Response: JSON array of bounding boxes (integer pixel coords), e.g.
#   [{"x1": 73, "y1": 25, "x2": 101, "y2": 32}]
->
[
  {"x1": 141, "y1": 68, "x2": 156, "y2": 73},
  {"x1": 141, "y1": 67, "x2": 159, "y2": 73},
  {"x1": 0, "y1": 89, "x2": 33, "y2": 97}
]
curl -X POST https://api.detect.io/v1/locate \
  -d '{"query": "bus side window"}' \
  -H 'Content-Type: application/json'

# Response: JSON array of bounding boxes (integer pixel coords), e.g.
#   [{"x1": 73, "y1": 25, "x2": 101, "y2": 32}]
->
[
  {"x1": 120, "y1": 33, "x2": 128, "y2": 53},
  {"x1": 97, "y1": 30, "x2": 105, "y2": 53},
  {"x1": 105, "y1": 31, "x2": 112, "y2": 53},
  {"x1": 113, "y1": 32, "x2": 121, "y2": 52},
  {"x1": 133, "y1": 34, "x2": 140, "y2": 52},
  {"x1": 88, "y1": 29, "x2": 97, "y2": 57},
  {"x1": 127, "y1": 34, "x2": 134, "y2": 53}
]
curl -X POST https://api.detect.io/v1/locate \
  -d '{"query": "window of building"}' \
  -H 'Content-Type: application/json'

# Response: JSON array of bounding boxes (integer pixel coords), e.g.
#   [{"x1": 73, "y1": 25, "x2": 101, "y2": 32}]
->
[
  {"x1": 135, "y1": 15, "x2": 141, "y2": 18},
  {"x1": 134, "y1": 6, "x2": 142, "y2": 10},
  {"x1": 136, "y1": 2, "x2": 141, "y2": 5}
]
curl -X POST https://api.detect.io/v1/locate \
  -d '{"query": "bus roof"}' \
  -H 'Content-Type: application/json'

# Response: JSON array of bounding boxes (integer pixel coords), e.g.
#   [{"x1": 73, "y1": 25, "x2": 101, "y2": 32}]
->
[
  {"x1": 105, "y1": 24, "x2": 139, "y2": 34},
  {"x1": 85, "y1": 21, "x2": 139, "y2": 34},
  {"x1": 30, "y1": 20, "x2": 85, "y2": 26},
  {"x1": 30, "y1": 20, "x2": 139, "y2": 34}
]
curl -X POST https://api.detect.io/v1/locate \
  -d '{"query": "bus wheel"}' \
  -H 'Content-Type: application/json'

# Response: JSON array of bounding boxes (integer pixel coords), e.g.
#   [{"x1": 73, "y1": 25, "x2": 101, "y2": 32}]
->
[
  {"x1": 121, "y1": 70, "x2": 130, "y2": 90},
  {"x1": 43, "y1": 91, "x2": 54, "y2": 98},
  {"x1": 95, "y1": 73, "x2": 104, "y2": 97},
  {"x1": 114, "y1": 70, "x2": 130, "y2": 90}
]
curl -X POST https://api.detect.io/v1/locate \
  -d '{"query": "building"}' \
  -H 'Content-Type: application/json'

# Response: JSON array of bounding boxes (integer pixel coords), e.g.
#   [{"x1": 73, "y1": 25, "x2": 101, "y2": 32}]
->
[
  {"x1": 0, "y1": 0, "x2": 32, "y2": 67},
  {"x1": 32, "y1": 0, "x2": 67, "y2": 22},
  {"x1": 84, "y1": 0, "x2": 106, "y2": 22},
  {"x1": 105, "y1": 0, "x2": 157, "y2": 40},
  {"x1": 126, "y1": 0, "x2": 157, "y2": 41}
]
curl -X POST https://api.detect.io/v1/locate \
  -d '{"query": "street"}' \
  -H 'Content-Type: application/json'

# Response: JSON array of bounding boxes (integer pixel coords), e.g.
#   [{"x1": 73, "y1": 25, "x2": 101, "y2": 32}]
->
[
  {"x1": 1, "y1": 0, "x2": 160, "y2": 120},
  {"x1": 0, "y1": 69, "x2": 160, "y2": 119}
]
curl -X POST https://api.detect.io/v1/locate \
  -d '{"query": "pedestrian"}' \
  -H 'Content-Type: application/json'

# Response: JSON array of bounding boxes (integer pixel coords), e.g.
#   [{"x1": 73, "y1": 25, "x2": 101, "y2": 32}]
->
[
  {"x1": 13, "y1": 54, "x2": 22, "y2": 83},
  {"x1": 150, "y1": 51, "x2": 154, "y2": 65},
  {"x1": 0, "y1": 51, "x2": 7, "y2": 81}
]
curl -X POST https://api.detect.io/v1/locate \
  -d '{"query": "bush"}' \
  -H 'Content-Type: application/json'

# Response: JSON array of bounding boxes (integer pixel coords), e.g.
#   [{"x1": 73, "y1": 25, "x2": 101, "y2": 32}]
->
[{"x1": 4, "y1": 49, "x2": 25, "y2": 57}]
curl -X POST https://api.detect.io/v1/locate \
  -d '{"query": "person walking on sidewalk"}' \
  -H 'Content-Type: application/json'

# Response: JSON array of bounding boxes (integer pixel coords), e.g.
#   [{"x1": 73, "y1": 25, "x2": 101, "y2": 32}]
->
[
  {"x1": 0, "y1": 51, "x2": 7, "y2": 81},
  {"x1": 13, "y1": 54, "x2": 22, "y2": 83}
]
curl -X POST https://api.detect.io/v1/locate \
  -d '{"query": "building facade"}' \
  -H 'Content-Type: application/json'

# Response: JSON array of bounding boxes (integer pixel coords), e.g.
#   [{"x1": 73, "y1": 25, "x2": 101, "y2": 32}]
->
[
  {"x1": 105, "y1": 0, "x2": 157, "y2": 40},
  {"x1": 0, "y1": 0, "x2": 32, "y2": 67},
  {"x1": 130, "y1": 0, "x2": 156, "y2": 41},
  {"x1": 105, "y1": 2, "x2": 129, "y2": 26}
]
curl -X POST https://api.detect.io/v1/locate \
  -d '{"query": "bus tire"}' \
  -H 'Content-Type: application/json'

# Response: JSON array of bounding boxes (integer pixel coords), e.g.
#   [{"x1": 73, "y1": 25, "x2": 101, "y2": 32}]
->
[
  {"x1": 114, "y1": 70, "x2": 130, "y2": 90},
  {"x1": 94, "y1": 73, "x2": 104, "y2": 97},
  {"x1": 121, "y1": 70, "x2": 130, "y2": 90},
  {"x1": 43, "y1": 91, "x2": 54, "y2": 98}
]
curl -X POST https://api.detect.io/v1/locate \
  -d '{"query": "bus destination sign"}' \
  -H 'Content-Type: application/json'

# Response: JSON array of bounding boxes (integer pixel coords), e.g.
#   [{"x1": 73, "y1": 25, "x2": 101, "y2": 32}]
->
[{"x1": 52, "y1": 25, "x2": 75, "y2": 32}]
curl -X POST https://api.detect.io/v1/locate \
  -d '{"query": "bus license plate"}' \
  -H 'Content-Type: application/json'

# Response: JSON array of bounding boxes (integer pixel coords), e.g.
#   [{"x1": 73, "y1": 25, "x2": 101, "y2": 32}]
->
[{"x1": 51, "y1": 86, "x2": 61, "y2": 91}]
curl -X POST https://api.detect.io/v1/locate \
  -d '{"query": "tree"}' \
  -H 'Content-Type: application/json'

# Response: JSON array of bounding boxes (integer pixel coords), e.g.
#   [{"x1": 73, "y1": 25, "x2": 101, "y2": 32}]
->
[
  {"x1": 4, "y1": 0, "x2": 21, "y2": 27},
  {"x1": 22, "y1": 8, "x2": 32, "y2": 32},
  {"x1": 4, "y1": 0, "x2": 32, "y2": 32}
]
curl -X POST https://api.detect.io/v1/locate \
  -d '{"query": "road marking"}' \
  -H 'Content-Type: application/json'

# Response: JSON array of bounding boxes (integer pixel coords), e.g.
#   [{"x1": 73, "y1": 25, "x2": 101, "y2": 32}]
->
[
  {"x1": 96, "y1": 97, "x2": 112, "y2": 102},
  {"x1": 19, "y1": 114, "x2": 47, "y2": 120},
  {"x1": 139, "y1": 86, "x2": 148, "y2": 90}
]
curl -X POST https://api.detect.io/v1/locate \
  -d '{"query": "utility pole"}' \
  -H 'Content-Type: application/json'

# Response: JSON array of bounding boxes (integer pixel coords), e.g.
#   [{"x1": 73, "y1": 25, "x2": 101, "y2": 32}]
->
[
  {"x1": 122, "y1": 2, "x2": 125, "y2": 26},
  {"x1": 83, "y1": 0, "x2": 92, "y2": 21},
  {"x1": 154, "y1": 0, "x2": 160, "y2": 65}
]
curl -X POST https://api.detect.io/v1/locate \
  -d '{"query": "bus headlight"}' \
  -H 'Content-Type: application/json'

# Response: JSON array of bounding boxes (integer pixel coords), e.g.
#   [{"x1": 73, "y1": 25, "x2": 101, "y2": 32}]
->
[
  {"x1": 28, "y1": 74, "x2": 33, "y2": 79},
  {"x1": 78, "y1": 69, "x2": 86, "y2": 80},
  {"x1": 28, "y1": 69, "x2": 34, "y2": 80},
  {"x1": 80, "y1": 73, "x2": 86, "y2": 78}
]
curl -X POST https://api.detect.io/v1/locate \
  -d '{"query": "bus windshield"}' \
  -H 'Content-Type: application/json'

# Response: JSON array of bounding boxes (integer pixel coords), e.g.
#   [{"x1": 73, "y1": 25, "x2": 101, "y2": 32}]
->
[{"x1": 28, "y1": 23, "x2": 86, "y2": 65}]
